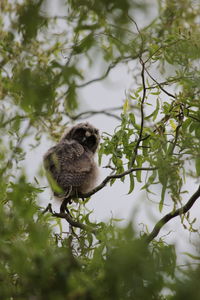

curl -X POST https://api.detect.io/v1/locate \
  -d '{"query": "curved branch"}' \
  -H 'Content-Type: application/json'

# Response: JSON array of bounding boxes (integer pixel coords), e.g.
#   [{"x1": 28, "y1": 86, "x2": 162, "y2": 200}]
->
[
  {"x1": 49, "y1": 167, "x2": 156, "y2": 232},
  {"x1": 146, "y1": 185, "x2": 200, "y2": 244},
  {"x1": 79, "y1": 167, "x2": 157, "y2": 198},
  {"x1": 42, "y1": 203, "x2": 96, "y2": 234},
  {"x1": 75, "y1": 55, "x2": 134, "y2": 88},
  {"x1": 52, "y1": 212, "x2": 96, "y2": 234},
  {"x1": 1, "y1": 115, "x2": 27, "y2": 127},
  {"x1": 144, "y1": 67, "x2": 176, "y2": 99},
  {"x1": 67, "y1": 105, "x2": 138, "y2": 122},
  {"x1": 70, "y1": 109, "x2": 121, "y2": 121},
  {"x1": 130, "y1": 57, "x2": 146, "y2": 166}
]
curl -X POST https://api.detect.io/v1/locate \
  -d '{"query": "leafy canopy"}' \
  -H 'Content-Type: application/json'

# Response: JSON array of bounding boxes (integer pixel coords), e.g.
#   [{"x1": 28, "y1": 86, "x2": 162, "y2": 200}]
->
[{"x1": 1, "y1": 0, "x2": 200, "y2": 299}]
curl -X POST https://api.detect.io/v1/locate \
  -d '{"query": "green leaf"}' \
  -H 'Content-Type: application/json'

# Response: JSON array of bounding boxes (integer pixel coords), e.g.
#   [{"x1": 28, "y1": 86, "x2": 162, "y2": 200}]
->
[
  {"x1": 195, "y1": 157, "x2": 200, "y2": 176},
  {"x1": 141, "y1": 170, "x2": 157, "y2": 190},
  {"x1": 145, "y1": 98, "x2": 160, "y2": 121},
  {"x1": 135, "y1": 155, "x2": 142, "y2": 183},
  {"x1": 128, "y1": 173, "x2": 134, "y2": 194},
  {"x1": 159, "y1": 185, "x2": 167, "y2": 212},
  {"x1": 45, "y1": 170, "x2": 64, "y2": 195},
  {"x1": 129, "y1": 112, "x2": 136, "y2": 125}
]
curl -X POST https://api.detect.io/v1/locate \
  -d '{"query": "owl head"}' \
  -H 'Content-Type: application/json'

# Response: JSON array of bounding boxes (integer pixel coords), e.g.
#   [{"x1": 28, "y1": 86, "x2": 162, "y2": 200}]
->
[{"x1": 61, "y1": 122, "x2": 100, "y2": 153}]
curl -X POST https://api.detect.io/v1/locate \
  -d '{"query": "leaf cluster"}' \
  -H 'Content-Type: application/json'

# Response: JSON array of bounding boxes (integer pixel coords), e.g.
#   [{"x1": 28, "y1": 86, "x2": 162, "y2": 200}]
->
[{"x1": 1, "y1": 0, "x2": 200, "y2": 299}]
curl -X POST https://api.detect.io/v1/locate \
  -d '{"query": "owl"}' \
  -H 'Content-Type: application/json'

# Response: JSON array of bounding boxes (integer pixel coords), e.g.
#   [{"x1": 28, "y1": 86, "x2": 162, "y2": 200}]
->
[{"x1": 43, "y1": 122, "x2": 100, "y2": 212}]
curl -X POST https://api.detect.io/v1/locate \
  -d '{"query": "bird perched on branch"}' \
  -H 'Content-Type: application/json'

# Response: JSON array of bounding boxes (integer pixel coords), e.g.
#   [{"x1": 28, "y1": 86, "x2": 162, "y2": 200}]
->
[{"x1": 43, "y1": 122, "x2": 100, "y2": 212}]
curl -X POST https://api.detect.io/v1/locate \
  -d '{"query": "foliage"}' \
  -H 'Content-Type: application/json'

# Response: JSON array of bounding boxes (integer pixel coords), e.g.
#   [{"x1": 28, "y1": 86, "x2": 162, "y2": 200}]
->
[{"x1": 1, "y1": 0, "x2": 200, "y2": 299}]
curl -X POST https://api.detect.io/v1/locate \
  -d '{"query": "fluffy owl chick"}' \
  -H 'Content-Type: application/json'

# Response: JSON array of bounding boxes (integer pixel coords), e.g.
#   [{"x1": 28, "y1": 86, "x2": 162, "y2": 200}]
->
[{"x1": 43, "y1": 122, "x2": 100, "y2": 212}]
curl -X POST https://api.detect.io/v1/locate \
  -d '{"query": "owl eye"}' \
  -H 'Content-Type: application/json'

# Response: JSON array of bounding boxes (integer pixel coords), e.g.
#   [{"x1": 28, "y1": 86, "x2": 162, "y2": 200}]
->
[
  {"x1": 72, "y1": 128, "x2": 87, "y2": 142},
  {"x1": 86, "y1": 136, "x2": 96, "y2": 148},
  {"x1": 74, "y1": 128, "x2": 85, "y2": 136}
]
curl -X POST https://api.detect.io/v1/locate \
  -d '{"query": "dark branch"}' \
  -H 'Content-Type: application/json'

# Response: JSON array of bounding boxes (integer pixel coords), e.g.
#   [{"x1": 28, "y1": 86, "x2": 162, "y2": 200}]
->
[
  {"x1": 42, "y1": 203, "x2": 96, "y2": 234},
  {"x1": 130, "y1": 57, "x2": 146, "y2": 166},
  {"x1": 54, "y1": 167, "x2": 156, "y2": 231},
  {"x1": 146, "y1": 185, "x2": 200, "y2": 244},
  {"x1": 43, "y1": 166, "x2": 156, "y2": 232},
  {"x1": 52, "y1": 212, "x2": 96, "y2": 234},
  {"x1": 188, "y1": 114, "x2": 200, "y2": 123},
  {"x1": 79, "y1": 167, "x2": 157, "y2": 198},
  {"x1": 144, "y1": 67, "x2": 176, "y2": 99},
  {"x1": 146, "y1": 78, "x2": 181, "y2": 91},
  {"x1": 66, "y1": 105, "x2": 138, "y2": 122},
  {"x1": 75, "y1": 55, "x2": 134, "y2": 88},
  {"x1": 1, "y1": 115, "x2": 27, "y2": 127},
  {"x1": 70, "y1": 109, "x2": 121, "y2": 121}
]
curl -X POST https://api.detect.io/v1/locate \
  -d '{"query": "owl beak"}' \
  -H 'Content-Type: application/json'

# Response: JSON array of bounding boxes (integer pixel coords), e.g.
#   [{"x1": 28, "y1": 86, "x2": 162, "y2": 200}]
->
[{"x1": 85, "y1": 131, "x2": 92, "y2": 137}]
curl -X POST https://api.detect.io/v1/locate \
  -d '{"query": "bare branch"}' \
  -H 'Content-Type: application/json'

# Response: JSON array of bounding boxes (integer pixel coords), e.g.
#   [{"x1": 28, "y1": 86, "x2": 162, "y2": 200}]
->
[
  {"x1": 146, "y1": 185, "x2": 200, "y2": 244},
  {"x1": 66, "y1": 105, "x2": 138, "y2": 122},
  {"x1": 146, "y1": 77, "x2": 181, "y2": 91},
  {"x1": 1, "y1": 115, "x2": 28, "y2": 127},
  {"x1": 144, "y1": 67, "x2": 176, "y2": 99},
  {"x1": 42, "y1": 203, "x2": 97, "y2": 234},
  {"x1": 188, "y1": 114, "x2": 200, "y2": 123},
  {"x1": 48, "y1": 167, "x2": 156, "y2": 231},
  {"x1": 70, "y1": 109, "x2": 121, "y2": 121},
  {"x1": 124, "y1": 18, "x2": 147, "y2": 167},
  {"x1": 75, "y1": 56, "x2": 134, "y2": 88},
  {"x1": 79, "y1": 167, "x2": 157, "y2": 198},
  {"x1": 52, "y1": 212, "x2": 97, "y2": 233}
]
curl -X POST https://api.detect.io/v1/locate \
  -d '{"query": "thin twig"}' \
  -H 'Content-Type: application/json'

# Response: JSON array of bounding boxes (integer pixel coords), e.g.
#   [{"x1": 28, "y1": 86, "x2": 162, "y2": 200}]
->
[
  {"x1": 146, "y1": 185, "x2": 200, "y2": 243},
  {"x1": 52, "y1": 212, "x2": 97, "y2": 233},
  {"x1": 130, "y1": 58, "x2": 146, "y2": 166},
  {"x1": 126, "y1": 18, "x2": 146, "y2": 166},
  {"x1": 65, "y1": 105, "x2": 138, "y2": 122},
  {"x1": 1, "y1": 115, "x2": 28, "y2": 127},
  {"x1": 144, "y1": 67, "x2": 176, "y2": 99},
  {"x1": 75, "y1": 56, "x2": 133, "y2": 88},
  {"x1": 144, "y1": 39, "x2": 182, "y2": 64},
  {"x1": 62, "y1": 33, "x2": 79, "y2": 67},
  {"x1": 146, "y1": 77, "x2": 181, "y2": 91},
  {"x1": 42, "y1": 203, "x2": 97, "y2": 233},
  {"x1": 42, "y1": 203, "x2": 53, "y2": 214},
  {"x1": 70, "y1": 110, "x2": 121, "y2": 121},
  {"x1": 188, "y1": 114, "x2": 200, "y2": 123}
]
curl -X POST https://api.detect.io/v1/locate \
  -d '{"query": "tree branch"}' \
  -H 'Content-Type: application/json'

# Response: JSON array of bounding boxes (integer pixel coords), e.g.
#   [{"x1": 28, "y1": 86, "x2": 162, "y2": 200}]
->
[
  {"x1": 52, "y1": 212, "x2": 96, "y2": 234},
  {"x1": 75, "y1": 55, "x2": 134, "y2": 88},
  {"x1": 130, "y1": 57, "x2": 146, "y2": 166},
  {"x1": 44, "y1": 167, "x2": 156, "y2": 232},
  {"x1": 42, "y1": 203, "x2": 97, "y2": 234},
  {"x1": 70, "y1": 109, "x2": 121, "y2": 121},
  {"x1": 1, "y1": 115, "x2": 28, "y2": 127},
  {"x1": 79, "y1": 167, "x2": 157, "y2": 198},
  {"x1": 66, "y1": 105, "x2": 138, "y2": 122},
  {"x1": 146, "y1": 185, "x2": 200, "y2": 244},
  {"x1": 144, "y1": 67, "x2": 176, "y2": 99}
]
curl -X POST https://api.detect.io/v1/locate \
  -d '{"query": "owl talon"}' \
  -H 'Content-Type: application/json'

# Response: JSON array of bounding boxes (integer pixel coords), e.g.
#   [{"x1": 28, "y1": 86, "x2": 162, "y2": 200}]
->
[{"x1": 60, "y1": 197, "x2": 71, "y2": 213}]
